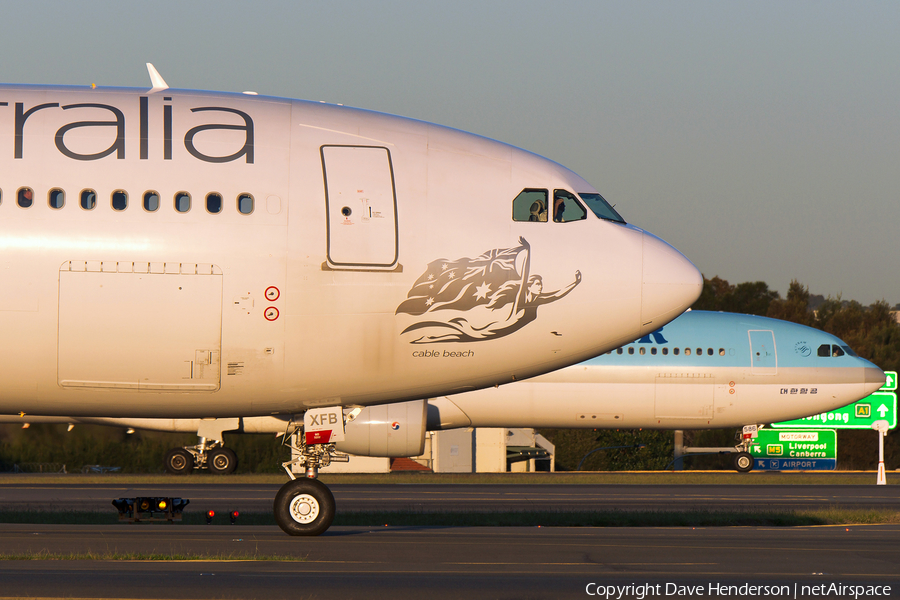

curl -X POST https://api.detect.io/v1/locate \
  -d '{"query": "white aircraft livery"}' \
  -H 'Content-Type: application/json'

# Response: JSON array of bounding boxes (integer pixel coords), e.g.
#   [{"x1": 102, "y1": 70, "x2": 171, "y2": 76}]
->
[{"x1": 0, "y1": 67, "x2": 702, "y2": 535}]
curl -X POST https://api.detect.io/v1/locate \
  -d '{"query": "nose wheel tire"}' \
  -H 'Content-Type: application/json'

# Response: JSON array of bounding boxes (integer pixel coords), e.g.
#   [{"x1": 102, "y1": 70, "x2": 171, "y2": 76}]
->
[
  {"x1": 164, "y1": 448, "x2": 194, "y2": 475},
  {"x1": 208, "y1": 447, "x2": 238, "y2": 475},
  {"x1": 274, "y1": 479, "x2": 335, "y2": 536},
  {"x1": 733, "y1": 451, "x2": 754, "y2": 473}
]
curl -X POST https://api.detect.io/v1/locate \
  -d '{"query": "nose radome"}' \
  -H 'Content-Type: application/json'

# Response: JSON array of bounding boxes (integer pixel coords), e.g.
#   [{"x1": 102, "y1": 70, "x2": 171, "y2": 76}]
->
[
  {"x1": 864, "y1": 366, "x2": 886, "y2": 395},
  {"x1": 640, "y1": 232, "x2": 702, "y2": 333}
]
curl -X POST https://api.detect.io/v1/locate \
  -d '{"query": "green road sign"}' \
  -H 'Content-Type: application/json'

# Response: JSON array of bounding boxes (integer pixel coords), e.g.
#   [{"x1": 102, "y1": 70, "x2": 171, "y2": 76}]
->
[
  {"x1": 750, "y1": 429, "x2": 837, "y2": 470},
  {"x1": 771, "y1": 391, "x2": 897, "y2": 430},
  {"x1": 881, "y1": 371, "x2": 897, "y2": 391}
]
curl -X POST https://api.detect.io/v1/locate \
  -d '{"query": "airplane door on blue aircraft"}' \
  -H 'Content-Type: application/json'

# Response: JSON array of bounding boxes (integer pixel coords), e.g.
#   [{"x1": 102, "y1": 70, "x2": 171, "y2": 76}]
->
[
  {"x1": 749, "y1": 330, "x2": 777, "y2": 375},
  {"x1": 322, "y1": 145, "x2": 399, "y2": 270}
]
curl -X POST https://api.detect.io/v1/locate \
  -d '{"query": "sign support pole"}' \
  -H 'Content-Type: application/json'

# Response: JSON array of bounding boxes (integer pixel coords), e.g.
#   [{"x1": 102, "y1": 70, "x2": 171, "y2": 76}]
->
[{"x1": 872, "y1": 420, "x2": 889, "y2": 485}]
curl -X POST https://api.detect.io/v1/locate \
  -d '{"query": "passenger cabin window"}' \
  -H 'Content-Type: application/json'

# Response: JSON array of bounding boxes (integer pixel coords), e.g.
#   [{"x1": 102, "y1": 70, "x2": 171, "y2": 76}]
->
[
  {"x1": 206, "y1": 193, "x2": 223, "y2": 214},
  {"x1": 238, "y1": 193, "x2": 254, "y2": 215},
  {"x1": 111, "y1": 190, "x2": 128, "y2": 211},
  {"x1": 17, "y1": 188, "x2": 33, "y2": 208},
  {"x1": 0, "y1": 188, "x2": 3, "y2": 205},
  {"x1": 81, "y1": 190, "x2": 96, "y2": 210},
  {"x1": 143, "y1": 191, "x2": 160, "y2": 212},
  {"x1": 512, "y1": 189, "x2": 548, "y2": 222},
  {"x1": 175, "y1": 192, "x2": 191, "y2": 213},
  {"x1": 579, "y1": 192, "x2": 625, "y2": 223},
  {"x1": 552, "y1": 190, "x2": 587, "y2": 223},
  {"x1": 48, "y1": 189, "x2": 65, "y2": 210}
]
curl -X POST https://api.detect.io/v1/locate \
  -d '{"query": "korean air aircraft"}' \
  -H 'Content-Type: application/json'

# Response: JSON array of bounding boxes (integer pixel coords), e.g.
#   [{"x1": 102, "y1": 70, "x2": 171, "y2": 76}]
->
[
  {"x1": 3, "y1": 311, "x2": 882, "y2": 533},
  {"x1": 0, "y1": 66, "x2": 700, "y2": 535}
]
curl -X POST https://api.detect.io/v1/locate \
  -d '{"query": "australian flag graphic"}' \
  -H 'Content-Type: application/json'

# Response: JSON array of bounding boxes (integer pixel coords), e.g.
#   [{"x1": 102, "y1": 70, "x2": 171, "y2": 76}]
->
[
  {"x1": 395, "y1": 244, "x2": 525, "y2": 317},
  {"x1": 395, "y1": 237, "x2": 581, "y2": 344}
]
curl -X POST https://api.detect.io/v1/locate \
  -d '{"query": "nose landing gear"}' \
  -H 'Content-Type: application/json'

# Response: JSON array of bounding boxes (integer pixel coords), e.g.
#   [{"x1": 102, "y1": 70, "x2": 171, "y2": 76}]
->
[
  {"x1": 273, "y1": 423, "x2": 348, "y2": 536},
  {"x1": 273, "y1": 478, "x2": 335, "y2": 536}
]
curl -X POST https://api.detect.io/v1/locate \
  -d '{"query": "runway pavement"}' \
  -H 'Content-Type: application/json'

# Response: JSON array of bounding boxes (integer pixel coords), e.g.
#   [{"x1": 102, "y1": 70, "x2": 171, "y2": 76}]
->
[
  {"x1": 1, "y1": 480, "x2": 898, "y2": 598},
  {"x1": 0, "y1": 481, "x2": 898, "y2": 513},
  {"x1": 0, "y1": 524, "x2": 897, "y2": 599}
]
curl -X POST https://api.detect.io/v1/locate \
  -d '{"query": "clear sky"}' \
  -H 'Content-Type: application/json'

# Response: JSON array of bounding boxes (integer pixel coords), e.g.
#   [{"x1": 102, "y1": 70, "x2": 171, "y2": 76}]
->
[{"x1": 4, "y1": 1, "x2": 899, "y2": 304}]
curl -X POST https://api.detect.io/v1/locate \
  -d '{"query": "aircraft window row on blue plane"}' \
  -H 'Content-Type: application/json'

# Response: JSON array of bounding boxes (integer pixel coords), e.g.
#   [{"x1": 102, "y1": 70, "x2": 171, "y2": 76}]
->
[
  {"x1": 511, "y1": 188, "x2": 625, "y2": 224},
  {"x1": 5, "y1": 187, "x2": 255, "y2": 215},
  {"x1": 818, "y1": 344, "x2": 857, "y2": 358},
  {"x1": 613, "y1": 346, "x2": 728, "y2": 357},
  {"x1": 607, "y1": 342, "x2": 859, "y2": 360}
]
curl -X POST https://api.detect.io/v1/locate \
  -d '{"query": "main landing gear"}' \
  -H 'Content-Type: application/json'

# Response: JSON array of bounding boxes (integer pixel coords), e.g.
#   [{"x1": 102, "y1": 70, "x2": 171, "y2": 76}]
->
[
  {"x1": 273, "y1": 425, "x2": 348, "y2": 536},
  {"x1": 164, "y1": 438, "x2": 238, "y2": 475}
]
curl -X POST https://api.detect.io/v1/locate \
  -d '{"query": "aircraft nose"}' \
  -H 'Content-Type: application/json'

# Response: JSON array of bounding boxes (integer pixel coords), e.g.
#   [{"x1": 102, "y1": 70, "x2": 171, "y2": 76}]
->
[
  {"x1": 863, "y1": 365, "x2": 886, "y2": 395},
  {"x1": 640, "y1": 232, "x2": 702, "y2": 333}
]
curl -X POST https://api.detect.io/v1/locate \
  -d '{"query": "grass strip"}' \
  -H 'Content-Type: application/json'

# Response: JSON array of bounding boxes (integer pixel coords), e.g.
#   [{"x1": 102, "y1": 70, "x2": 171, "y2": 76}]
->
[
  {"x1": 1, "y1": 472, "x2": 896, "y2": 485},
  {"x1": 0, "y1": 549, "x2": 303, "y2": 561},
  {"x1": 1, "y1": 508, "x2": 898, "y2": 527}
]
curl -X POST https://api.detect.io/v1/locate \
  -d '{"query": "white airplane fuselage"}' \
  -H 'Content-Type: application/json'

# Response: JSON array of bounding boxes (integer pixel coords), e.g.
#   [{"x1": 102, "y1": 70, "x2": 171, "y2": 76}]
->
[{"x1": 0, "y1": 84, "x2": 701, "y2": 419}]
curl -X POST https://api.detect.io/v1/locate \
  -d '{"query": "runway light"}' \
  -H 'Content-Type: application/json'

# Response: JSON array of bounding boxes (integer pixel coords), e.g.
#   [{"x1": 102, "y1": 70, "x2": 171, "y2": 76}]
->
[
  {"x1": 207, "y1": 510, "x2": 215, "y2": 524},
  {"x1": 230, "y1": 510, "x2": 239, "y2": 525},
  {"x1": 157, "y1": 499, "x2": 168, "y2": 510}
]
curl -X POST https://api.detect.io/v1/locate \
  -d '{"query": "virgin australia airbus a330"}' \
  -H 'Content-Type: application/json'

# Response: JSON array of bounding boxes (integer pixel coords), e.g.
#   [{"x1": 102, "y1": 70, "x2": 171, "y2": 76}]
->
[{"x1": 0, "y1": 65, "x2": 701, "y2": 534}]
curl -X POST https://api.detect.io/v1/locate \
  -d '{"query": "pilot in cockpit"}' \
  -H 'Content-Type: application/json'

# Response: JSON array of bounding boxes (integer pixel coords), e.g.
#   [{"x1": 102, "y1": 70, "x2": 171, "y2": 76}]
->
[
  {"x1": 553, "y1": 195, "x2": 566, "y2": 222},
  {"x1": 529, "y1": 200, "x2": 547, "y2": 222}
]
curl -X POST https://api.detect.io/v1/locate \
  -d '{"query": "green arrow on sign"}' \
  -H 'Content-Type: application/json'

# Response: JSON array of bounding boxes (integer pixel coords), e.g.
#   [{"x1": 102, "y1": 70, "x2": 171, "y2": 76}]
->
[{"x1": 881, "y1": 371, "x2": 897, "y2": 391}]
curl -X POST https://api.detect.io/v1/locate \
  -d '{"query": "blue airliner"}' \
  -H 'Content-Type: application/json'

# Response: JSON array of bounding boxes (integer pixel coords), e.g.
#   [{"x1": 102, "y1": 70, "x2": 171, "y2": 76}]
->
[{"x1": 431, "y1": 309, "x2": 884, "y2": 431}]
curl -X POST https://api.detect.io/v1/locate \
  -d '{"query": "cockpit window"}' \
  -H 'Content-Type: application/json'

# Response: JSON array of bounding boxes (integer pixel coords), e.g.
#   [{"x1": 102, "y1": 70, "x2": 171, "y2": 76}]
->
[
  {"x1": 552, "y1": 190, "x2": 587, "y2": 223},
  {"x1": 512, "y1": 189, "x2": 548, "y2": 222},
  {"x1": 818, "y1": 344, "x2": 852, "y2": 357},
  {"x1": 579, "y1": 192, "x2": 625, "y2": 223}
]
